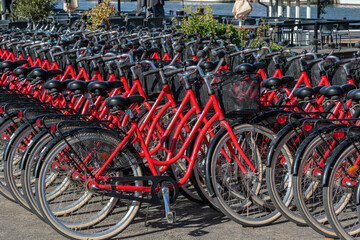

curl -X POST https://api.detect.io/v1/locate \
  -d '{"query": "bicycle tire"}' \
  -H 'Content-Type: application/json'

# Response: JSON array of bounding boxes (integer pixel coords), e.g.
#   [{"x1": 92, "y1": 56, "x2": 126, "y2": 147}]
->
[
  {"x1": 292, "y1": 125, "x2": 343, "y2": 238},
  {"x1": 35, "y1": 127, "x2": 143, "y2": 239},
  {"x1": 206, "y1": 123, "x2": 280, "y2": 226},
  {"x1": 265, "y1": 120, "x2": 308, "y2": 226},
  {"x1": 0, "y1": 113, "x2": 24, "y2": 201},
  {"x1": 323, "y1": 135, "x2": 360, "y2": 240}
]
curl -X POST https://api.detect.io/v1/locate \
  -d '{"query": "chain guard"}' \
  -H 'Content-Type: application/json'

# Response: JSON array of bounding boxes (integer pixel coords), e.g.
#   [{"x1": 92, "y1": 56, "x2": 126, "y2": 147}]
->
[{"x1": 105, "y1": 176, "x2": 179, "y2": 205}]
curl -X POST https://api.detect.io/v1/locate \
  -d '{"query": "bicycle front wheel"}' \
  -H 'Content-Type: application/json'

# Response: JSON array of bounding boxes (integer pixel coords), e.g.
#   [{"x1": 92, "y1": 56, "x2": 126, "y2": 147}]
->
[
  {"x1": 206, "y1": 123, "x2": 280, "y2": 226},
  {"x1": 323, "y1": 135, "x2": 360, "y2": 240},
  {"x1": 35, "y1": 127, "x2": 143, "y2": 240}
]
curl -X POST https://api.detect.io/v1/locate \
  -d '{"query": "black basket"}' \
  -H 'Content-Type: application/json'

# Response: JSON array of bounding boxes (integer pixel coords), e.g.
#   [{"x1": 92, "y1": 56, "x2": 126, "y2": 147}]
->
[
  {"x1": 268, "y1": 54, "x2": 302, "y2": 85},
  {"x1": 309, "y1": 59, "x2": 336, "y2": 86},
  {"x1": 331, "y1": 62, "x2": 360, "y2": 86},
  {"x1": 193, "y1": 76, "x2": 209, "y2": 109},
  {"x1": 169, "y1": 74, "x2": 187, "y2": 104},
  {"x1": 168, "y1": 69, "x2": 206, "y2": 105},
  {"x1": 228, "y1": 54, "x2": 257, "y2": 71},
  {"x1": 212, "y1": 72, "x2": 260, "y2": 118},
  {"x1": 134, "y1": 64, "x2": 162, "y2": 100}
]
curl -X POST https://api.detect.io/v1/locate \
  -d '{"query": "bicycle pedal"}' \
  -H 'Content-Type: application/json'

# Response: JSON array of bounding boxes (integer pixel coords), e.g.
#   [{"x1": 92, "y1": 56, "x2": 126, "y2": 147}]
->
[{"x1": 166, "y1": 211, "x2": 176, "y2": 224}]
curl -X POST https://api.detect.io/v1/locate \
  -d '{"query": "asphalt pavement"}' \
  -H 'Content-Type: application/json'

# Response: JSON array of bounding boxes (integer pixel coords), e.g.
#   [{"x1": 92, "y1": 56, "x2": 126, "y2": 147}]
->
[{"x1": 0, "y1": 194, "x2": 325, "y2": 240}]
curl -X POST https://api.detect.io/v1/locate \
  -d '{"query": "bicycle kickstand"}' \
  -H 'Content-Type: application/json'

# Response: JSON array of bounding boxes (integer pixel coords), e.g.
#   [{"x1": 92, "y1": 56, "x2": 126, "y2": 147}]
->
[{"x1": 161, "y1": 185, "x2": 176, "y2": 223}]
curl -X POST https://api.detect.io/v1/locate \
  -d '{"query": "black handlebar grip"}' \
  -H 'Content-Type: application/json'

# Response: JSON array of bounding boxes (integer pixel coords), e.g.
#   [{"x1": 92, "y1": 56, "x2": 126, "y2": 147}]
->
[
  {"x1": 143, "y1": 68, "x2": 160, "y2": 77},
  {"x1": 120, "y1": 62, "x2": 136, "y2": 69},
  {"x1": 102, "y1": 56, "x2": 118, "y2": 62},
  {"x1": 287, "y1": 55, "x2": 301, "y2": 62},
  {"x1": 196, "y1": 50, "x2": 207, "y2": 59},
  {"x1": 211, "y1": 49, "x2": 226, "y2": 58},
  {"x1": 164, "y1": 68, "x2": 184, "y2": 77},
  {"x1": 53, "y1": 52, "x2": 64, "y2": 57}
]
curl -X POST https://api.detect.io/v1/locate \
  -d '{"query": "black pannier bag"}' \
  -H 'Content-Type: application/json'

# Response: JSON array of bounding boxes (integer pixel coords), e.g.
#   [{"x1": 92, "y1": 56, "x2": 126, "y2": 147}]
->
[{"x1": 211, "y1": 71, "x2": 260, "y2": 118}]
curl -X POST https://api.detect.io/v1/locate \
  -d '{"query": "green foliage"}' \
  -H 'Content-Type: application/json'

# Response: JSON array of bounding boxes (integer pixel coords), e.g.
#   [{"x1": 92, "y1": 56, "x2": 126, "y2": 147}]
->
[
  {"x1": 177, "y1": 6, "x2": 280, "y2": 50},
  {"x1": 13, "y1": 0, "x2": 58, "y2": 21},
  {"x1": 83, "y1": 0, "x2": 117, "y2": 30},
  {"x1": 178, "y1": 6, "x2": 225, "y2": 37}
]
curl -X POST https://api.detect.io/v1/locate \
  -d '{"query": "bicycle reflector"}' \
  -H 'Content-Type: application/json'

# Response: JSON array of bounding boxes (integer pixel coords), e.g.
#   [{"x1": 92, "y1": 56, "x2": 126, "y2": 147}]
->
[
  {"x1": 303, "y1": 122, "x2": 313, "y2": 131},
  {"x1": 36, "y1": 119, "x2": 42, "y2": 127},
  {"x1": 50, "y1": 124, "x2": 57, "y2": 133},
  {"x1": 348, "y1": 165, "x2": 359, "y2": 175},
  {"x1": 333, "y1": 130, "x2": 345, "y2": 140},
  {"x1": 277, "y1": 115, "x2": 288, "y2": 124},
  {"x1": 18, "y1": 112, "x2": 23, "y2": 119}
]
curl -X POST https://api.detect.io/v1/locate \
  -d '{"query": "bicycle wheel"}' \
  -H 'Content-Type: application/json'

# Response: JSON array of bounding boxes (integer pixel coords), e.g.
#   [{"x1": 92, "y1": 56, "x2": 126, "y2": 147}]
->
[
  {"x1": 323, "y1": 135, "x2": 360, "y2": 240},
  {"x1": 21, "y1": 124, "x2": 88, "y2": 219},
  {"x1": 4, "y1": 120, "x2": 41, "y2": 211},
  {"x1": 206, "y1": 123, "x2": 280, "y2": 226},
  {"x1": 265, "y1": 121, "x2": 308, "y2": 226},
  {"x1": 188, "y1": 119, "x2": 225, "y2": 212},
  {"x1": 0, "y1": 113, "x2": 23, "y2": 201},
  {"x1": 170, "y1": 114, "x2": 221, "y2": 207},
  {"x1": 292, "y1": 125, "x2": 343, "y2": 238},
  {"x1": 21, "y1": 128, "x2": 56, "y2": 219},
  {"x1": 35, "y1": 127, "x2": 143, "y2": 240}
]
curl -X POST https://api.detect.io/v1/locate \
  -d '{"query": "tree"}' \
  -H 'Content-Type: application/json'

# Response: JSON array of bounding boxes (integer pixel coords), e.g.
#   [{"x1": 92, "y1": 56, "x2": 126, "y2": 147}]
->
[{"x1": 13, "y1": 0, "x2": 58, "y2": 22}]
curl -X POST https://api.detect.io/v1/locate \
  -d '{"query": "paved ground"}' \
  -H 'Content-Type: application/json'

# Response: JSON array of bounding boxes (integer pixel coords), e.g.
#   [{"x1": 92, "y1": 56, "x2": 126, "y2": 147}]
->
[{"x1": 0, "y1": 194, "x2": 327, "y2": 240}]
